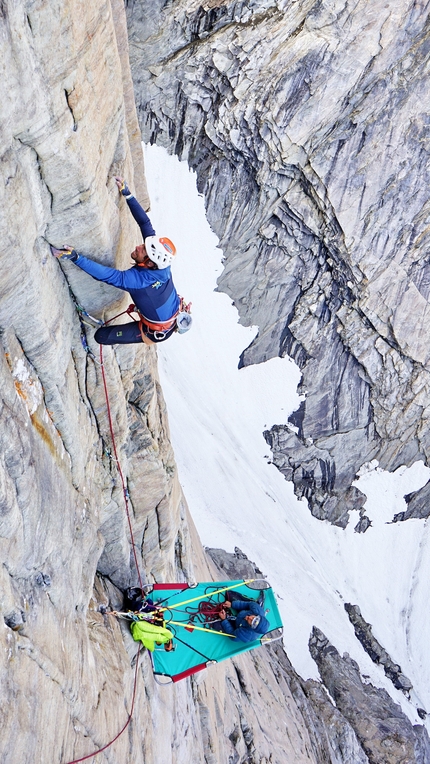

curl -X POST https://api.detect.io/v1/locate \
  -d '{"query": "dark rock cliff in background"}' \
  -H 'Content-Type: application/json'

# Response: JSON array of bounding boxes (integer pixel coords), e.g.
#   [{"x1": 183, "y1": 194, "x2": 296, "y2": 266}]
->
[
  {"x1": 309, "y1": 627, "x2": 430, "y2": 764},
  {"x1": 344, "y1": 603, "x2": 414, "y2": 695},
  {"x1": 126, "y1": 0, "x2": 430, "y2": 528},
  {"x1": 207, "y1": 549, "x2": 430, "y2": 764}
]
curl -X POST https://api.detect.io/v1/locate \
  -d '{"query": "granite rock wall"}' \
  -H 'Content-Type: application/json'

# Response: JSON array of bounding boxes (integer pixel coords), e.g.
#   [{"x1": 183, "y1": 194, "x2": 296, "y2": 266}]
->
[
  {"x1": 3, "y1": 1, "x2": 430, "y2": 761},
  {"x1": 0, "y1": 1, "x2": 215, "y2": 760},
  {"x1": 0, "y1": 1, "x2": 406, "y2": 762}
]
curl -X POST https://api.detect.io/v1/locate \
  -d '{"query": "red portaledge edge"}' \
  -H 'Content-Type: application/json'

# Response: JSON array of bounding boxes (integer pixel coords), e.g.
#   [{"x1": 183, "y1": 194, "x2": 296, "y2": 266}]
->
[
  {"x1": 171, "y1": 663, "x2": 208, "y2": 682},
  {"x1": 152, "y1": 583, "x2": 190, "y2": 590}
]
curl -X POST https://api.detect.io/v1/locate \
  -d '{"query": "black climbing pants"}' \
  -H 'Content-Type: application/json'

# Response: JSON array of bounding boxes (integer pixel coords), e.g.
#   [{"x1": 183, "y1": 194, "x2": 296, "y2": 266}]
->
[{"x1": 94, "y1": 321, "x2": 176, "y2": 345}]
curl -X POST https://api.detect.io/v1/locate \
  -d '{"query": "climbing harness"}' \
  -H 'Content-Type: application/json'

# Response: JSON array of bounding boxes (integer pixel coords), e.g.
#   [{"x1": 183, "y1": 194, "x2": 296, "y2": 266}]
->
[
  {"x1": 138, "y1": 310, "x2": 178, "y2": 342},
  {"x1": 127, "y1": 298, "x2": 192, "y2": 341},
  {"x1": 75, "y1": 297, "x2": 191, "y2": 344}
]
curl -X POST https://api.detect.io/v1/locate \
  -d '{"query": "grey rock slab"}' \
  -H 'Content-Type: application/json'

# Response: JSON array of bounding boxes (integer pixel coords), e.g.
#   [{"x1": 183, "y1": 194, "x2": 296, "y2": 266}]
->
[{"x1": 344, "y1": 603, "x2": 413, "y2": 695}]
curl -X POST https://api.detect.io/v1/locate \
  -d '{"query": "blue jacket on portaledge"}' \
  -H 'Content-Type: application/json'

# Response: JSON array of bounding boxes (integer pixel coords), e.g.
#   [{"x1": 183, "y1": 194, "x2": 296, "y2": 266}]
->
[
  {"x1": 221, "y1": 600, "x2": 269, "y2": 642},
  {"x1": 74, "y1": 196, "x2": 180, "y2": 323}
]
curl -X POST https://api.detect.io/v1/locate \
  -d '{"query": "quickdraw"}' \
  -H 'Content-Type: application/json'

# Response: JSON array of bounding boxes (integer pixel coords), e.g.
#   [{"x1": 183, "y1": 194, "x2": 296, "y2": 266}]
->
[{"x1": 179, "y1": 296, "x2": 192, "y2": 314}]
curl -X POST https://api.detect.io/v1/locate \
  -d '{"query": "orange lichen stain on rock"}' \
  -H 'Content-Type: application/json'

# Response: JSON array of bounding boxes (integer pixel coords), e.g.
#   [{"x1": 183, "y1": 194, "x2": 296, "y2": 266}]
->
[
  {"x1": 12, "y1": 371, "x2": 64, "y2": 463},
  {"x1": 13, "y1": 378, "x2": 31, "y2": 407},
  {"x1": 30, "y1": 411, "x2": 57, "y2": 458}
]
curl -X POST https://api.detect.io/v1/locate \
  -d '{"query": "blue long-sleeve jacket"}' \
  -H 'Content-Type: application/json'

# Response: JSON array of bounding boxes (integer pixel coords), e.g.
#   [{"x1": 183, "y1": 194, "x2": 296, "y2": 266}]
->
[
  {"x1": 74, "y1": 196, "x2": 180, "y2": 322},
  {"x1": 221, "y1": 600, "x2": 269, "y2": 642}
]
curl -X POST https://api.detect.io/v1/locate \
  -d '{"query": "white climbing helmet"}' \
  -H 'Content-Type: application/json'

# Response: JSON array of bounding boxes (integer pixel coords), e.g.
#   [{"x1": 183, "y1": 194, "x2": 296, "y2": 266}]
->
[{"x1": 145, "y1": 236, "x2": 176, "y2": 268}]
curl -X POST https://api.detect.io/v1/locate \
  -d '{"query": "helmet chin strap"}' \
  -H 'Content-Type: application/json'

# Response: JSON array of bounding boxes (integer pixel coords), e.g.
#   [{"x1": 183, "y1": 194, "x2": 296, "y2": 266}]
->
[{"x1": 136, "y1": 254, "x2": 158, "y2": 269}]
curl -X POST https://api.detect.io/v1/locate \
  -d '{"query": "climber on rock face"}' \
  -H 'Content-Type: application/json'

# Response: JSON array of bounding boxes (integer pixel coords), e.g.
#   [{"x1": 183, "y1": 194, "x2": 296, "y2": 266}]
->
[{"x1": 51, "y1": 177, "x2": 191, "y2": 345}]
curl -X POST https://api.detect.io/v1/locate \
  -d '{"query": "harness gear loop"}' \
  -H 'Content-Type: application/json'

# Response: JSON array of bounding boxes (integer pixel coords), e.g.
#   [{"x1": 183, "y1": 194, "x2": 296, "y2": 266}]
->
[{"x1": 138, "y1": 313, "x2": 178, "y2": 342}]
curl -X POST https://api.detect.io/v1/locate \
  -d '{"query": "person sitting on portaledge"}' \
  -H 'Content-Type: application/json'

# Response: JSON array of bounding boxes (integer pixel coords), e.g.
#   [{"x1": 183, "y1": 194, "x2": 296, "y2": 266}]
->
[{"x1": 219, "y1": 598, "x2": 269, "y2": 642}]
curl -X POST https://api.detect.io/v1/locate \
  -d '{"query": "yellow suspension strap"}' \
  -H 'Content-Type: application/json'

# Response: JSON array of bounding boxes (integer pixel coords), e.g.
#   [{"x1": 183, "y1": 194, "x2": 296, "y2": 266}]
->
[
  {"x1": 167, "y1": 620, "x2": 236, "y2": 638},
  {"x1": 107, "y1": 611, "x2": 237, "y2": 637},
  {"x1": 156, "y1": 579, "x2": 256, "y2": 612}
]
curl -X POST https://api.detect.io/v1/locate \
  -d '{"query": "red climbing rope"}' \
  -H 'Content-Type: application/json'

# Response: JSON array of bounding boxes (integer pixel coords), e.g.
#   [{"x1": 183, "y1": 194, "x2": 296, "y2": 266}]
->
[
  {"x1": 189, "y1": 600, "x2": 224, "y2": 625},
  {"x1": 99, "y1": 341, "x2": 144, "y2": 591},
  {"x1": 64, "y1": 645, "x2": 141, "y2": 764},
  {"x1": 64, "y1": 311, "x2": 146, "y2": 763}
]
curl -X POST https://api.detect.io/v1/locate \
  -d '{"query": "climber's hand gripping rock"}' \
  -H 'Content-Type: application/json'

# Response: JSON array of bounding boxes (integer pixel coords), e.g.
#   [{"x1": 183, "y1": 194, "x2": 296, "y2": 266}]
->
[
  {"x1": 115, "y1": 176, "x2": 132, "y2": 197},
  {"x1": 50, "y1": 245, "x2": 78, "y2": 262}
]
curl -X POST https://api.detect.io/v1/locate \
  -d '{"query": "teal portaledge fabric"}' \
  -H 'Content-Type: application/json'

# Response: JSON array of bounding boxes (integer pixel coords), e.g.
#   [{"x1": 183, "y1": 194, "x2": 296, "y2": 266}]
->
[{"x1": 150, "y1": 580, "x2": 283, "y2": 680}]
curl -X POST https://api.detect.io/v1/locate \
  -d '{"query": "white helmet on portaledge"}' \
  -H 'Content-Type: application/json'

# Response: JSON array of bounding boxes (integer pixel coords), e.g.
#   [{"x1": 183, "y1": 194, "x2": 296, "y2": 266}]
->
[{"x1": 145, "y1": 236, "x2": 176, "y2": 268}]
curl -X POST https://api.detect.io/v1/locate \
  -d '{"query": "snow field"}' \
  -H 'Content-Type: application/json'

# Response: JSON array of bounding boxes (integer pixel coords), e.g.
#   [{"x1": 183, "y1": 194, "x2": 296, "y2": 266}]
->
[{"x1": 144, "y1": 143, "x2": 430, "y2": 726}]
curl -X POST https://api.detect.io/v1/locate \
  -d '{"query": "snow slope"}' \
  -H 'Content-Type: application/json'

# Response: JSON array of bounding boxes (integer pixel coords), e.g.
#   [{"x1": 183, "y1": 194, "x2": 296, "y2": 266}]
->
[{"x1": 144, "y1": 143, "x2": 430, "y2": 726}]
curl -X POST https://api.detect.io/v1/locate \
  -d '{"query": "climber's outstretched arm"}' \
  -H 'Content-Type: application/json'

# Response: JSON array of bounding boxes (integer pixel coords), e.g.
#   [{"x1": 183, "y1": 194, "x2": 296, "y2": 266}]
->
[
  {"x1": 115, "y1": 177, "x2": 155, "y2": 240},
  {"x1": 50, "y1": 246, "x2": 156, "y2": 289}
]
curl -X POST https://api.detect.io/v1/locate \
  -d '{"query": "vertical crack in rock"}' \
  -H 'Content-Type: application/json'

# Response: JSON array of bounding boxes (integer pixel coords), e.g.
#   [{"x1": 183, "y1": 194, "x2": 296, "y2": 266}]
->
[{"x1": 64, "y1": 88, "x2": 78, "y2": 132}]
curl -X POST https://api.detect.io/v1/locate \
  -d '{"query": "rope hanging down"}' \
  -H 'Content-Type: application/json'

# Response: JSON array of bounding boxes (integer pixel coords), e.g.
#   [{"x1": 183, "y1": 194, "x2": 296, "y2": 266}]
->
[
  {"x1": 99, "y1": 342, "x2": 143, "y2": 591},
  {"x1": 64, "y1": 307, "x2": 146, "y2": 764},
  {"x1": 70, "y1": 293, "x2": 144, "y2": 591},
  {"x1": 64, "y1": 645, "x2": 141, "y2": 764}
]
